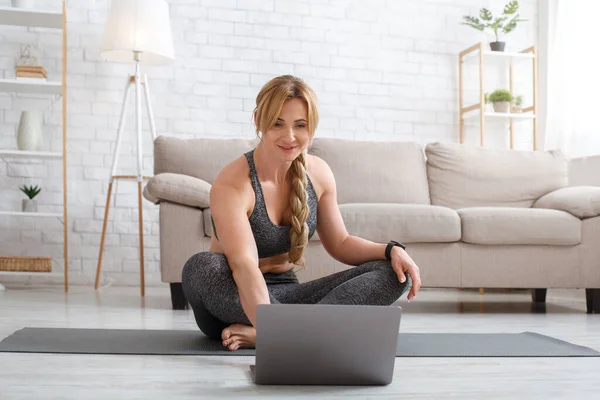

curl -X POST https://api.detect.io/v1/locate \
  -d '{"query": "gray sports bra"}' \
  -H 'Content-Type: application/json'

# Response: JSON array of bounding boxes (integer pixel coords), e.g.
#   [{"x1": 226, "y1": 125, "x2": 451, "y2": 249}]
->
[{"x1": 211, "y1": 149, "x2": 318, "y2": 259}]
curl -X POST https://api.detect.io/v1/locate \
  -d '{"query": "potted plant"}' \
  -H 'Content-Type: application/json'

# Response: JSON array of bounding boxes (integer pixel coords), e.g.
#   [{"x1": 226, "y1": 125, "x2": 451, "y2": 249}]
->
[
  {"x1": 20, "y1": 184, "x2": 41, "y2": 213},
  {"x1": 512, "y1": 95, "x2": 523, "y2": 113},
  {"x1": 489, "y1": 89, "x2": 513, "y2": 113},
  {"x1": 461, "y1": 1, "x2": 526, "y2": 52}
]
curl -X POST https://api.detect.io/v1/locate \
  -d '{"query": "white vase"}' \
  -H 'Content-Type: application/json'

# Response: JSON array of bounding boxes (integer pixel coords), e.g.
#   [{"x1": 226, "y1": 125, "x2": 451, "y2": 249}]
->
[
  {"x1": 12, "y1": 0, "x2": 35, "y2": 8},
  {"x1": 17, "y1": 111, "x2": 43, "y2": 151},
  {"x1": 22, "y1": 199, "x2": 37, "y2": 213},
  {"x1": 493, "y1": 101, "x2": 511, "y2": 113}
]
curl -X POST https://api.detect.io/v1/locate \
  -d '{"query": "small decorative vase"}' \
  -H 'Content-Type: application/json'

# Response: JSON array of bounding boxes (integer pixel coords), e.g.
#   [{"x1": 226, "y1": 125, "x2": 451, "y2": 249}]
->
[
  {"x1": 17, "y1": 111, "x2": 43, "y2": 151},
  {"x1": 12, "y1": 0, "x2": 35, "y2": 8},
  {"x1": 22, "y1": 199, "x2": 37, "y2": 213},
  {"x1": 490, "y1": 41, "x2": 505, "y2": 52},
  {"x1": 493, "y1": 101, "x2": 511, "y2": 113}
]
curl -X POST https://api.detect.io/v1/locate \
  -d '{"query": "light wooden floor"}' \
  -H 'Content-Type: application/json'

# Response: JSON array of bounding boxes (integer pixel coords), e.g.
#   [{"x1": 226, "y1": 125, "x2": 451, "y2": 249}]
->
[{"x1": 1, "y1": 284, "x2": 599, "y2": 399}]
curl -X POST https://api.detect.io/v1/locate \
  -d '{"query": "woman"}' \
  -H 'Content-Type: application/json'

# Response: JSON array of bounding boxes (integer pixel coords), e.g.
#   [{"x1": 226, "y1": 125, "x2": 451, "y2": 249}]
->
[{"x1": 182, "y1": 75, "x2": 422, "y2": 351}]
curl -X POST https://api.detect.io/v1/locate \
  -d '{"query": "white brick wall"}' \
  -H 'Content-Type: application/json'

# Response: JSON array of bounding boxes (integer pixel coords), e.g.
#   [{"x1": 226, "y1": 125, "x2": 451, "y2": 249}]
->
[{"x1": 0, "y1": 0, "x2": 537, "y2": 287}]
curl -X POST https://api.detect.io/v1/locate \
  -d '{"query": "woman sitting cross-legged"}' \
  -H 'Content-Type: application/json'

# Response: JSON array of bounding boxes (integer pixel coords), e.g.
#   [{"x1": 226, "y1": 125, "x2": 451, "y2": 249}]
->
[{"x1": 181, "y1": 75, "x2": 422, "y2": 351}]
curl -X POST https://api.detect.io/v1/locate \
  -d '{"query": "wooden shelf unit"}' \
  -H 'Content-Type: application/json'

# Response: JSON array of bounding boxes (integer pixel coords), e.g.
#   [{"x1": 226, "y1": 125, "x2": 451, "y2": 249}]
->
[{"x1": 458, "y1": 42, "x2": 538, "y2": 150}]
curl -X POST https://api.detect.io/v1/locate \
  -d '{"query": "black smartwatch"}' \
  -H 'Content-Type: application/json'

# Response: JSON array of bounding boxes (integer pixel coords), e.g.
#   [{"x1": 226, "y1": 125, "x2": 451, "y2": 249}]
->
[{"x1": 385, "y1": 240, "x2": 406, "y2": 260}]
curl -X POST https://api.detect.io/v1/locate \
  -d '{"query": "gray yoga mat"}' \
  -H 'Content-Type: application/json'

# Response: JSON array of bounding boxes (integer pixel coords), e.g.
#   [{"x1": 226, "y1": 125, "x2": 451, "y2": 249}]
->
[{"x1": 0, "y1": 328, "x2": 598, "y2": 357}]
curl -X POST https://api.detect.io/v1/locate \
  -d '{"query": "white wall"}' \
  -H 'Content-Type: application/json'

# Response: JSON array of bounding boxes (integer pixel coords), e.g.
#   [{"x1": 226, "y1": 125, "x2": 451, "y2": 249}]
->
[{"x1": 0, "y1": 0, "x2": 537, "y2": 287}]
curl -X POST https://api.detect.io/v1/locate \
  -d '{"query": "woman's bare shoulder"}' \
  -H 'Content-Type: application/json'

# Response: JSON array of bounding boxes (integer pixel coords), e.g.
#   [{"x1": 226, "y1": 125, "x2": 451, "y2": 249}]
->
[{"x1": 212, "y1": 155, "x2": 253, "y2": 198}]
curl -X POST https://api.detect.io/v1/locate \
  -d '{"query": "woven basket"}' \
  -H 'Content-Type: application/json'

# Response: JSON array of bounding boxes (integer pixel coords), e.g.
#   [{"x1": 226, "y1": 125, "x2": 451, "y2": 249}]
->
[{"x1": 0, "y1": 256, "x2": 52, "y2": 272}]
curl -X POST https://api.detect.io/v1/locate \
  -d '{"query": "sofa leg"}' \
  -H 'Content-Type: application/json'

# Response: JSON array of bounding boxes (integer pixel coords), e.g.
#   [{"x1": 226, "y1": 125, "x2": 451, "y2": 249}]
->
[
  {"x1": 586, "y1": 289, "x2": 600, "y2": 314},
  {"x1": 532, "y1": 289, "x2": 547, "y2": 304},
  {"x1": 170, "y1": 283, "x2": 189, "y2": 310}
]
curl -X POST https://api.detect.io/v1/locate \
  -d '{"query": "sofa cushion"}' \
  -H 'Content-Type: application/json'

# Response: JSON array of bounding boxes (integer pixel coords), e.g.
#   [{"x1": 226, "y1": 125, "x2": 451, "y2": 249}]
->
[
  {"x1": 533, "y1": 186, "x2": 600, "y2": 219},
  {"x1": 154, "y1": 135, "x2": 257, "y2": 183},
  {"x1": 308, "y1": 138, "x2": 430, "y2": 205},
  {"x1": 426, "y1": 142, "x2": 568, "y2": 209},
  {"x1": 338, "y1": 204, "x2": 460, "y2": 243},
  {"x1": 458, "y1": 207, "x2": 581, "y2": 245}
]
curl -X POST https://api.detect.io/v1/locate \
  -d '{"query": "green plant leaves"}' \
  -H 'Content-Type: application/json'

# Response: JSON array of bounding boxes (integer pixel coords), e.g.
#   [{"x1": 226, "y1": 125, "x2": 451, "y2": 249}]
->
[
  {"x1": 489, "y1": 89, "x2": 514, "y2": 103},
  {"x1": 480, "y1": 8, "x2": 492, "y2": 21},
  {"x1": 502, "y1": 15, "x2": 526, "y2": 34},
  {"x1": 503, "y1": 1, "x2": 519, "y2": 15},
  {"x1": 461, "y1": 16, "x2": 484, "y2": 31},
  {"x1": 461, "y1": 1, "x2": 524, "y2": 40},
  {"x1": 19, "y1": 184, "x2": 41, "y2": 200}
]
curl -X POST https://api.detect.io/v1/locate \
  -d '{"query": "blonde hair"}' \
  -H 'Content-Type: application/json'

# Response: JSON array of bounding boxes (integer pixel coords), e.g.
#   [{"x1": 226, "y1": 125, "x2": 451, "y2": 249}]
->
[{"x1": 253, "y1": 75, "x2": 319, "y2": 268}]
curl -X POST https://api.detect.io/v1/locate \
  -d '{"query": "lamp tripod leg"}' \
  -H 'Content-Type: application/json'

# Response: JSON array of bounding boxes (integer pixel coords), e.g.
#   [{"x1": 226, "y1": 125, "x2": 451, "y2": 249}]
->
[
  {"x1": 95, "y1": 76, "x2": 133, "y2": 290},
  {"x1": 95, "y1": 181, "x2": 113, "y2": 290},
  {"x1": 142, "y1": 74, "x2": 157, "y2": 141}
]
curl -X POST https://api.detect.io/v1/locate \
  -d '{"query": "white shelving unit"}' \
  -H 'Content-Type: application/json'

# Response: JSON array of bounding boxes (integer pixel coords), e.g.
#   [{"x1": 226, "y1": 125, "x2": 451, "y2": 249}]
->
[
  {"x1": 0, "y1": 6, "x2": 62, "y2": 28},
  {"x1": 463, "y1": 111, "x2": 536, "y2": 120},
  {"x1": 0, "y1": 149, "x2": 62, "y2": 158},
  {"x1": 462, "y1": 49, "x2": 535, "y2": 65},
  {"x1": 458, "y1": 42, "x2": 538, "y2": 150},
  {"x1": 0, "y1": 78, "x2": 62, "y2": 95},
  {"x1": 0, "y1": 211, "x2": 63, "y2": 217},
  {"x1": 0, "y1": 1, "x2": 69, "y2": 292}
]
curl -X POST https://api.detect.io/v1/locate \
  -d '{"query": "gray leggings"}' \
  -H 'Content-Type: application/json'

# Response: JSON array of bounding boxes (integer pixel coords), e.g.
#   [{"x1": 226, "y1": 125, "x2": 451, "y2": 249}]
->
[{"x1": 181, "y1": 252, "x2": 411, "y2": 340}]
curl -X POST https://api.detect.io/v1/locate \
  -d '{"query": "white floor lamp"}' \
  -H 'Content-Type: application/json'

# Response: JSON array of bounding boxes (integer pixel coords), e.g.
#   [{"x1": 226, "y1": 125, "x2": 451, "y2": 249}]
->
[{"x1": 94, "y1": 0, "x2": 174, "y2": 296}]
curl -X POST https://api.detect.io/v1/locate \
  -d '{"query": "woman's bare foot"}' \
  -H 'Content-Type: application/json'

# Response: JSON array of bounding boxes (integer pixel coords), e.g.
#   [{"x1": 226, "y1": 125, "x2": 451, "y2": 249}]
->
[{"x1": 221, "y1": 324, "x2": 256, "y2": 351}]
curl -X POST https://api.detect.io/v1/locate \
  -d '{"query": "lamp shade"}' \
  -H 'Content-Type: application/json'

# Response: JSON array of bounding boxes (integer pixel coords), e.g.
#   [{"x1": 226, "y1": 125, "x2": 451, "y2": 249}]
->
[{"x1": 101, "y1": 0, "x2": 175, "y2": 66}]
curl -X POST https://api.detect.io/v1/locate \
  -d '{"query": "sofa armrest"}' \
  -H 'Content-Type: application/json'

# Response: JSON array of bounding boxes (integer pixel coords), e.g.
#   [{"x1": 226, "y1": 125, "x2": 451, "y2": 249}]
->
[
  {"x1": 143, "y1": 173, "x2": 211, "y2": 209},
  {"x1": 569, "y1": 154, "x2": 600, "y2": 186},
  {"x1": 533, "y1": 186, "x2": 600, "y2": 218}
]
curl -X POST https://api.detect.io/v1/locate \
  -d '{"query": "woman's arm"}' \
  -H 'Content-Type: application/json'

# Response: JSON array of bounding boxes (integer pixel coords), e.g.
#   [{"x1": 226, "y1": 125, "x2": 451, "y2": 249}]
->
[
  {"x1": 313, "y1": 156, "x2": 421, "y2": 299},
  {"x1": 314, "y1": 159, "x2": 387, "y2": 265},
  {"x1": 210, "y1": 179, "x2": 268, "y2": 327}
]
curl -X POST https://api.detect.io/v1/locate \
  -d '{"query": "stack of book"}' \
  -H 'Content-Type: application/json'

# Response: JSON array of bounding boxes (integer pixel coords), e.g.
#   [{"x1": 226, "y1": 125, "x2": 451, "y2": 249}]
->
[{"x1": 15, "y1": 65, "x2": 47, "y2": 82}]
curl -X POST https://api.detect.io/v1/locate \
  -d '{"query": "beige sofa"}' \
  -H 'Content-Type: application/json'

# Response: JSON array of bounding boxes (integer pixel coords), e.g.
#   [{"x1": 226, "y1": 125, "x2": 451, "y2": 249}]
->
[{"x1": 143, "y1": 136, "x2": 600, "y2": 313}]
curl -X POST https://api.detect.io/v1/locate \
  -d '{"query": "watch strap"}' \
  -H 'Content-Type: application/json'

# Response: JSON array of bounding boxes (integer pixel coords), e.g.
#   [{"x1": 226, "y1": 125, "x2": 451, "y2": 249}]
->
[{"x1": 385, "y1": 240, "x2": 406, "y2": 260}]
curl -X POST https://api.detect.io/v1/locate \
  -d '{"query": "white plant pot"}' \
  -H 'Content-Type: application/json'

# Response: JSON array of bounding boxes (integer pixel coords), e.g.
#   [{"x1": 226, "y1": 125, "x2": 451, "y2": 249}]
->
[
  {"x1": 22, "y1": 199, "x2": 37, "y2": 213},
  {"x1": 17, "y1": 111, "x2": 43, "y2": 151},
  {"x1": 12, "y1": 0, "x2": 35, "y2": 8},
  {"x1": 493, "y1": 101, "x2": 511, "y2": 113},
  {"x1": 485, "y1": 103, "x2": 494, "y2": 112}
]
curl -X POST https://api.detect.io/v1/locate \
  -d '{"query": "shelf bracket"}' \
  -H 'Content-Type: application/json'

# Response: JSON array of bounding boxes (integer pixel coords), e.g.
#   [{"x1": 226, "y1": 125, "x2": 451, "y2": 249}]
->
[{"x1": 461, "y1": 103, "x2": 481, "y2": 114}]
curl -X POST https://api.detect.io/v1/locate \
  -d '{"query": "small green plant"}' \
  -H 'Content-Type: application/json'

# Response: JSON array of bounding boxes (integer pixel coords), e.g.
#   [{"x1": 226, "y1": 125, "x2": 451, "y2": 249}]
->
[
  {"x1": 489, "y1": 89, "x2": 513, "y2": 103},
  {"x1": 514, "y1": 95, "x2": 523, "y2": 106},
  {"x1": 484, "y1": 92, "x2": 490, "y2": 104},
  {"x1": 20, "y1": 184, "x2": 41, "y2": 199},
  {"x1": 462, "y1": 1, "x2": 526, "y2": 43}
]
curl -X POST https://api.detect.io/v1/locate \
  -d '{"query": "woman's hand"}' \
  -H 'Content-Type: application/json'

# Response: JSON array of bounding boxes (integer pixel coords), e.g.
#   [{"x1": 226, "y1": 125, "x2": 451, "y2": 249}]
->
[{"x1": 390, "y1": 247, "x2": 422, "y2": 301}]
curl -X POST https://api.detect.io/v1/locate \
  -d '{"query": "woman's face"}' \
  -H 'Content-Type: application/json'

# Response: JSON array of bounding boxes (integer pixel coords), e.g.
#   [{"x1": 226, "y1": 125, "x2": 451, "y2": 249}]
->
[{"x1": 258, "y1": 97, "x2": 311, "y2": 163}]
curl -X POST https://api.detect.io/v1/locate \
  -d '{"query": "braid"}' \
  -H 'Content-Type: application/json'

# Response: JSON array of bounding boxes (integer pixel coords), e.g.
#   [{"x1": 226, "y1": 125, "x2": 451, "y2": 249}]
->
[{"x1": 288, "y1": 152, "x2": 309, "y2": 268}]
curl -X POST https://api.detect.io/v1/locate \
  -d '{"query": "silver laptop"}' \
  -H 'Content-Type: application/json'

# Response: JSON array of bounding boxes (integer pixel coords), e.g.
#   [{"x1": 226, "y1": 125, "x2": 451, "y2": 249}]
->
[{"x1": 250, "y1": 303, "x2": 401, "y2": 386}]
